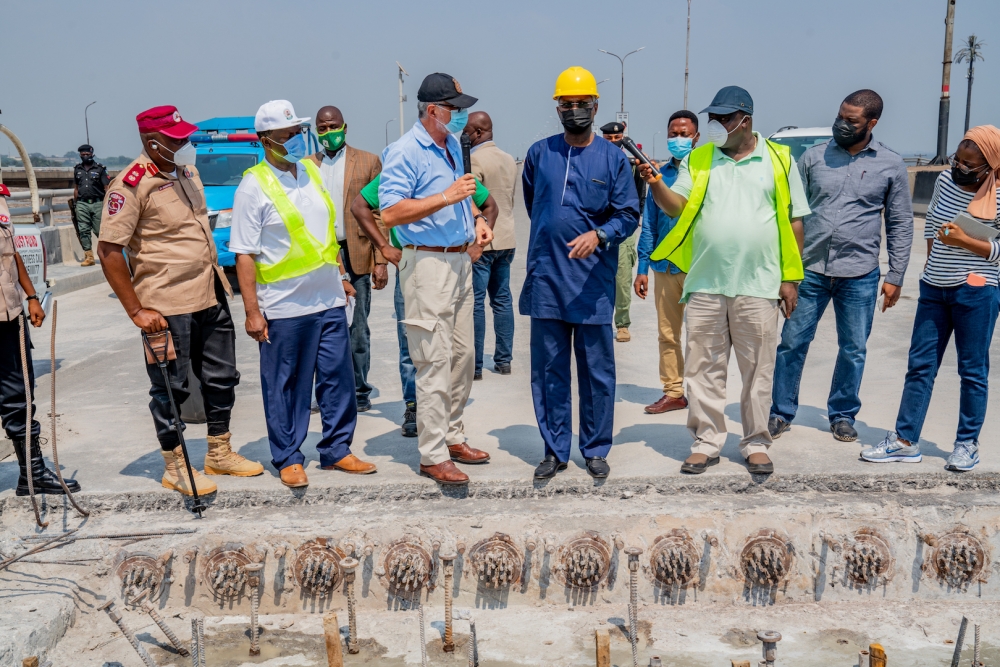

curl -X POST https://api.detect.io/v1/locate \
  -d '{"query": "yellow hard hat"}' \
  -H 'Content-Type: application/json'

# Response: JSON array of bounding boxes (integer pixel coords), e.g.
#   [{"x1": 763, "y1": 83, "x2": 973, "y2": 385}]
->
[{"x1": 553, "y1": 67, "x2": 600, "y2": 99}]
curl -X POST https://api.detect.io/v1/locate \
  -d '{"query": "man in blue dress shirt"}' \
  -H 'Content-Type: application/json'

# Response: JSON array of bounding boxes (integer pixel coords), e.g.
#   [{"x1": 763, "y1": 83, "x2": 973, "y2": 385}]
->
[{"x1": 521, "y1": 67, "x2": 640, "y2": 480}]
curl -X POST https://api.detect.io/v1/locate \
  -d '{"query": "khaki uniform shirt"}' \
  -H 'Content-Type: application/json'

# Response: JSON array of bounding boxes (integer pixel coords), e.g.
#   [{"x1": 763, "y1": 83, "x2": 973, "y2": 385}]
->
[
  {"x1": 0, "y1": 198, "x2": 24, "y2": 321},
  {"x1": 470, "y1": 141, "x2": 517, "y2": 251},
  {"x1": 98, "y1": 153, "x2": 231, "y2": 317}
]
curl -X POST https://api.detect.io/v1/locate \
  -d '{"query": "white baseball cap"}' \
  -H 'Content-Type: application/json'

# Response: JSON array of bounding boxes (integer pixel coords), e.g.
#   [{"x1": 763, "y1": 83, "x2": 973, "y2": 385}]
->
[{"x1": 254, "y1": 100, "x2": 310, "y2": 132}]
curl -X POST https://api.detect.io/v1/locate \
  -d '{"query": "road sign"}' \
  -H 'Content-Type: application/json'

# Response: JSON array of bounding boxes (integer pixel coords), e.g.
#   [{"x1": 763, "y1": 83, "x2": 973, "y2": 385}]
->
[{"x1": 616, "y1": 112, "x2": 629, "y2": 132}]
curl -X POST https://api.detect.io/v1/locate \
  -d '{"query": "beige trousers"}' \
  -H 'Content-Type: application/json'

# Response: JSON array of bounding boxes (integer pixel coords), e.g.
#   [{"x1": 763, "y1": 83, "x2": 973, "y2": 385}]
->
[
  {"x1": 399, "y1": 247, "x2": 475, "y2": 466},
  {"x1": 684, "y1": 293, "x2": 780, "y2": 459},
  {"x1": 652, "y1": 270, "x2": 686, "y2": 398}
]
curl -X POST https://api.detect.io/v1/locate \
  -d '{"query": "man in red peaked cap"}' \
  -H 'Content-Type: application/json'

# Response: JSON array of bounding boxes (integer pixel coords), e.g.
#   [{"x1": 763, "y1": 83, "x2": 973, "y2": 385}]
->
[{"x1": 98, "y1": 105, "x2": 265, "y2": 499}]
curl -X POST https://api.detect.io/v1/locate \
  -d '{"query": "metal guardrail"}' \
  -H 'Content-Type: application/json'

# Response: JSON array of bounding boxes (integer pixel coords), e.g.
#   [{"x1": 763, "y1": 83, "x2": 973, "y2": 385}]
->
[{"x1": 8, "y1": 188, "x2": 73, "y2": 226}]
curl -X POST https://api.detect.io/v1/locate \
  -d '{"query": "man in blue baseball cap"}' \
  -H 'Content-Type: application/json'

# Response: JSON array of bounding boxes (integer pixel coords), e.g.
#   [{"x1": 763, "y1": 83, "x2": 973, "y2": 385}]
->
[{"x1": 638, "y1": 85, "x2": 810, "y2": 477}]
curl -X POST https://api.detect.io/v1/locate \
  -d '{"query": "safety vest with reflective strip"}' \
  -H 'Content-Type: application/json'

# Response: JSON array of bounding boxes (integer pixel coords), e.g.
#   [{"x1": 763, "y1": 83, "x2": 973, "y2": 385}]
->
[
  {"x1": 246, "y1": 159, "x2": 340, "y2": 284},
  {"x1": 649, "y1": 140, "x2": 804, "y2": 282}
]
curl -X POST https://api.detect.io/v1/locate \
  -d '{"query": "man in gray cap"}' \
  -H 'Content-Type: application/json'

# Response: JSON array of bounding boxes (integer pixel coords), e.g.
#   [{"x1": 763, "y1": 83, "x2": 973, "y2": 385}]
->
[{"x1": 638, "y1": 86, "x2": 810, "y2": 477}]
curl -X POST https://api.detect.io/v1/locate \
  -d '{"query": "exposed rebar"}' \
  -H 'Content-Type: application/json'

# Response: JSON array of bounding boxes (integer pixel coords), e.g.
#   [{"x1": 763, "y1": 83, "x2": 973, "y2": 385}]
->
[
  {"x1": 141, "y1": 599, "x2": 190, "y2": 657},
  {"x1": 99, "y1": 600, "x2": 158, "y2": 667},
  {"x1": 18, "y1": 313, "x2": 45, "y2": 528},
  {"x1": 626, "y1": 547, "x2": 642, "y2": 667},
  {"x1": 468, "y1": 616, "x2": 478, "y2": 667},
  {"x1": 440, "y1": 553, "x2": 457, "y2": 652},
  {"x1": 0, "y1": 527, "x2": 80, "y2": 572},
  {"x1": 951, "y1": 616, "x2": 968, "y2": 667},
  {"x1": 340, "y1": 558, "x2": 360, "y2": 654},
  {"x1": 197, "y1": 617, "x2": 206, "y2": 667},
  {"x1": 974, "y1": 622, "x2": 981, "y2": 665},
  {"x1": 418, "y1": 601, "x2": 428, "y2": 667},
  {"x1": 246, "y1": 563, "x2": 263, "y2": 656},
  {"x1": 190, "y1": 618, "x2": 200, "y2": 667},
  {"x1": 23, "y1": 528, "x2": 197, "y2": 541},
  {"x1": 48, "y1": 301, "x2": 89, "y2": 516}
]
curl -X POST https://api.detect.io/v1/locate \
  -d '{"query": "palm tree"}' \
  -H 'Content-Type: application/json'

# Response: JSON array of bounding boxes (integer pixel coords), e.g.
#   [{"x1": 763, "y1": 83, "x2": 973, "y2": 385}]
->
[{"x1": 955, "y1": 35, "x2": 986, "y2": 134}]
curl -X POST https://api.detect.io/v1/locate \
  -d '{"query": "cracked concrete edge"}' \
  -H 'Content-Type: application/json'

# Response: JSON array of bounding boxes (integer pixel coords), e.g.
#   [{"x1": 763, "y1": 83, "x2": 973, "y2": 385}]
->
[
  {"x1": 3, "y1": 472, "x2": 999, "y2": 515},
  {"x1": 0, "y1": 595, "x2": 76, "y2": 667}
]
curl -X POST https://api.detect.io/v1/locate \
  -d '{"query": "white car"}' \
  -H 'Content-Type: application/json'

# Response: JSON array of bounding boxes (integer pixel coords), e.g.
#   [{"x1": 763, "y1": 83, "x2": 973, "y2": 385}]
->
[{"x1": 768, "y1": 126, "x2": 833, "y2": 161}]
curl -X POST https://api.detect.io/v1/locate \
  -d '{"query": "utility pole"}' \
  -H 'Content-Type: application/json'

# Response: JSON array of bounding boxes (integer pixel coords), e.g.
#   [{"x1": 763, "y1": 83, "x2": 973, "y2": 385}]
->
[
  {"x1": 84, "y1": 101, "x2": 97, "y2": 145},
  {"x1": 397, "y1": 62, "x2": 409, "y2": 139},
  {"x1": 931, "y1": 0, "x2": 957, "y2": 164},
  {"x1": 598, "y1": 47, "x2": 645, "y2": 113},
  {"x1": 684, "y1": 0, "x2": 691, "y2": 110},
  {"x1": 955, "y1": 34, "x2": 985, "y2": 134}
]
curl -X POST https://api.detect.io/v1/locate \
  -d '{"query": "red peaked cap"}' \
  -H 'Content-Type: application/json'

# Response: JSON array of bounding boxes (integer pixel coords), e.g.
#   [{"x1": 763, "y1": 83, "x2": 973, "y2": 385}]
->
[{"x1": 136, "y1": 105, "x2": 198, "y2": 139}]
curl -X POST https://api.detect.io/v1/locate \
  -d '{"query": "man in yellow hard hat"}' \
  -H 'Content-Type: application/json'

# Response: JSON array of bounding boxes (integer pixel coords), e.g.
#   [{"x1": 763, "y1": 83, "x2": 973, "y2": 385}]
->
[{"x1": 520, "y1": 67, "x2": 640, "y2": 480}]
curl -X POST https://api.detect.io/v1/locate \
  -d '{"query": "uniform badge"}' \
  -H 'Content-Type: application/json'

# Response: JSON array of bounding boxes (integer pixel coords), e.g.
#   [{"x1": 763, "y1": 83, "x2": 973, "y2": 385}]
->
[
  {"x1": 158, "y1": 182, "x2": 174, "y2": 191},
  {"x1": 284, "y1": 108, "x2": 293, "y2": 120},
  {"x1": 183, "y1": 167, "x2": 193, "y2": 179},
  {"x1": 453, "y1": 78, "x2": 463, "y2": 93},
  {"x1": 146, "y1": 162, "x2": 160, "y2": 177},
  {"x1": 107, "y1": 192, "x2": 126, "y2": 216},
  {"x1": 173, "y1": 111, "x2": 181, "y2": 123},
  {"x1": 0, "y1": 214, "x2": 9, "y2": 224},
  {"x1": 123, "y1": 164, "x2": 146, "y2": 187}
]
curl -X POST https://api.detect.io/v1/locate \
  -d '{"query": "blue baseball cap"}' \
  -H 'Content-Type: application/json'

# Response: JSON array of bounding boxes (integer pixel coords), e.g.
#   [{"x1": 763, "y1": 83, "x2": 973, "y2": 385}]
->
[{"x1": 701, "y1": 86, "x2": 754, "y2": 116}]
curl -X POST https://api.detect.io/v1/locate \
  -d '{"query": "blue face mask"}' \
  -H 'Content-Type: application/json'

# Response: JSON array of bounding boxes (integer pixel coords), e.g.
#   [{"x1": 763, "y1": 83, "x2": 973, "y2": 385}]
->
[
  {"x1": 667, "y1": 136, "x2": 693, "y2": 160},
  {"x1": 444, "y1": 108, "x2": 469, "y2": 134},
  {"x1": 272, "y1": 132, "x2": 308, "y2": 164}
]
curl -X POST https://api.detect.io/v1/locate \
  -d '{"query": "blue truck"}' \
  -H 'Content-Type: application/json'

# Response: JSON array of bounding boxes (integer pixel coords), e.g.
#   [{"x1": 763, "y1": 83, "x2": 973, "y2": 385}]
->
[{"x1": 191, "y1": 116, "x2": 318, "y2": 267}]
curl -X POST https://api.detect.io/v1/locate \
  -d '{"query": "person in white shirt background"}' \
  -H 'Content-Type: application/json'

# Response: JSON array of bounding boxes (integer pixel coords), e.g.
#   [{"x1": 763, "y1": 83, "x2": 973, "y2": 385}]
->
[{"x1": 230, "y1": 100, "x2": 377, "y2": 489}]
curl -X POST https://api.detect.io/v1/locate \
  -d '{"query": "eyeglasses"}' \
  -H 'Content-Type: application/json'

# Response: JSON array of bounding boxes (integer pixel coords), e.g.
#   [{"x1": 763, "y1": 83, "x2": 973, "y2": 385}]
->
[
  {"x1": 435, "y1": 103, "x2": 465, "y2": 113},
  {"x1": 557, "y1": 101, "x2": 594, "y2": 110},
  {"x1": 948, "y1": 155, "x2": 989, "y2": 175}
]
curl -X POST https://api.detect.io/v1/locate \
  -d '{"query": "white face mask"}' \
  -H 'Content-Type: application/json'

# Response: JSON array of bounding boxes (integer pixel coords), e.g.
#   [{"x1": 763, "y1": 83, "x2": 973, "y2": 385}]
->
[
  {"x1": 172, "y1": 142, "x2": 197, "y2": 166},
  {"x1": 704, "y1": 116, "x2": 746, "y2": 146}
]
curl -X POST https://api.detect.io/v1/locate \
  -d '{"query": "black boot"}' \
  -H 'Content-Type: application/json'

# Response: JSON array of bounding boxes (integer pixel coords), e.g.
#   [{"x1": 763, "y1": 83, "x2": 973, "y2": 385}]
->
[{"x1": 14, "y1": 436, "x2": 81, "y2": 496}]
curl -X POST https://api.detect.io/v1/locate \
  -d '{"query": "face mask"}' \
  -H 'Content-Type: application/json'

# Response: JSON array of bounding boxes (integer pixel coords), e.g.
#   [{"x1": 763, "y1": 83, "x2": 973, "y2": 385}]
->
[
  {"x1": 172, "y1": 142, "x2": 197, "y2": 167},
  {"x1": 270, "y1": 132, "x2": 307, "y2": 164},
  {"x1": 952, "y1": 164, "x2": 987, "y2": 187},
  {"x1": 559, "y1": 108, "x2": 593, "y2": 134},
  {"x1": 443, "y1": 108, "x2": 468, "y2": 134},
  {"x1": 609, "y1": 139, "x2": 624, "y2": 147},
  {"x1": 667, "y1": 137, "x2": 693, "y2": 160},
  {"x1": 832, "y1": 118, "x2": 868, "y2": 148},
  {"x1": 704, "y1": 116, "x2": 746, "y2": 146},
  {"x1": 81, "y1": 155, "x2": 94, "y2": 164},
  {"x1": 318, "y1": 127, "x2": 346, "y2": 152}
]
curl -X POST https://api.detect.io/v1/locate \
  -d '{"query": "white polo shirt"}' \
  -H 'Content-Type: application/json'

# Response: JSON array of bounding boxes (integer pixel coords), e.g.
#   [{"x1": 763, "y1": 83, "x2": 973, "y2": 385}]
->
[{"x1": 230, "y1": 161, "x2": 346, "y2": 320}]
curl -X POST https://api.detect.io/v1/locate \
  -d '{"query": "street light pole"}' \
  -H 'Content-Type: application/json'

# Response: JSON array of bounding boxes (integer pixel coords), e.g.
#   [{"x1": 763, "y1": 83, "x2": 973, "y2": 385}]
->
[
  {"x1": 598, "y1": 47, "x2": 645, "y2": 113},
  {"x1": 931, "y1": 0, "x2": 957, "y2": 164},
  {"x1": 955, "y1": 34, "x2": 985, "y2": 134},
  {"x1": 684, "y1": 0, "x2": 692, "y2": 109},
  {"x1": 385, "y1": 119, "x2": 396, "y2": 147},
  {"x1": 397, "y1": 61, "x2": 409, "y2": 139},
  {"x1": 84, "y1": 101, "x2": 97, "y2": 145}
]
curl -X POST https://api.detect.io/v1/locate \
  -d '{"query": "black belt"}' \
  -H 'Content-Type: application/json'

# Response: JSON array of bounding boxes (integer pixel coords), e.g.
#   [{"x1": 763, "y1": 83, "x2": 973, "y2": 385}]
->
[
  {"x1": 78, "y1": 197, "x2": 101, "y2": 204},
  {"x1": 405, "y1": 244, "x2": 469, "y2": 253}
]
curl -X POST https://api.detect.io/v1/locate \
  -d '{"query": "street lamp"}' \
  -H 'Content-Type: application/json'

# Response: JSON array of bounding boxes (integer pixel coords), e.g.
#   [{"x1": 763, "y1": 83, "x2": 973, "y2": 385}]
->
[
  {"x1": 385, "y1": 118, "x2": 396, "y2": 147},
  {"x1": 684, "y1": 0, "x2": 692, "y2": 109},
  {"x1": 84, "y1": 101, "x2": 97, "y2": 145},
  {"x1": 598, "y1": 47, "x2": 645, "y2": 113}
]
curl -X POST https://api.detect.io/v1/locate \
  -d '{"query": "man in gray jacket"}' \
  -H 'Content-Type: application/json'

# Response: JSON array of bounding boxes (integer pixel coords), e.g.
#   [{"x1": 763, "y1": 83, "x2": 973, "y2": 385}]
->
[{"x1": 769, "y1": 89, "x2": 913, "y2": 443}]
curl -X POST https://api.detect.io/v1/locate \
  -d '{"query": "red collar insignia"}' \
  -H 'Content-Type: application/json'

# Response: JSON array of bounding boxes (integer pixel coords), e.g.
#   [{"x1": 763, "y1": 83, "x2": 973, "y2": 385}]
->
[
  {"x1": 123, "y1": 164, "x2": 146, "y2": 187},
  {"x1": 145, "y1": 162, "x2": 160, "y2": 177}
]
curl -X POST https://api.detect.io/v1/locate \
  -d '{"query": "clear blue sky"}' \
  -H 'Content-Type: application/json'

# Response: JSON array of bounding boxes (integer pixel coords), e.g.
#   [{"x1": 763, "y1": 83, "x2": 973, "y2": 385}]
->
[{"x1": 2, "y1": 0, "x2": 996, "y2": 161}]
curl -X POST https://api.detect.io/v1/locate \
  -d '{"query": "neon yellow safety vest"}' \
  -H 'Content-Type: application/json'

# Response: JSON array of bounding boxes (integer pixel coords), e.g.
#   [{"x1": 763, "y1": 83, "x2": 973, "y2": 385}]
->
[
  {"x1": 650, "y1": 140, "x2": 804, "y2": 283},
  {"x1": 245, "y1": 159, "x2": 340, "y2": 284}
]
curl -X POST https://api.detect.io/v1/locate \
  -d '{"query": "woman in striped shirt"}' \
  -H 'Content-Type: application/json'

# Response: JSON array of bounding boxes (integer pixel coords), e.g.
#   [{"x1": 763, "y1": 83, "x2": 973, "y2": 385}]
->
[{"x1": 862, "y1": 126, "x2": 1000, "y2": 471}]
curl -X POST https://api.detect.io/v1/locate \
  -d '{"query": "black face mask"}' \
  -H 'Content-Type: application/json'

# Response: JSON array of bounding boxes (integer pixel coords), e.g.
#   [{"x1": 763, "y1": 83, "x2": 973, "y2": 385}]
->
[
  {"x1": 832, "y1": 118, "x2": 869, "y2": 148},
  {"x1": 952, "y1": 164, "x2": 986, "y2": 187},
  {"x1": 560, "y1": 108, "x2": 593, "y2": 134},
  {"x1": 81, "y1": 156, "x2": 94, "y2": 164},
  {"x1": 609, "y1": 139, "x2": 624, "y2": 147}
]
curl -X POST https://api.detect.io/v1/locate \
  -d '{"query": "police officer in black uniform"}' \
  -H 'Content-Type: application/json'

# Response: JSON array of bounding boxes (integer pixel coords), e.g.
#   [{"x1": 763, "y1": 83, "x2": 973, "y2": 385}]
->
[{"x1": 73, "y1": 144, "x2": 110, "y2": 266}]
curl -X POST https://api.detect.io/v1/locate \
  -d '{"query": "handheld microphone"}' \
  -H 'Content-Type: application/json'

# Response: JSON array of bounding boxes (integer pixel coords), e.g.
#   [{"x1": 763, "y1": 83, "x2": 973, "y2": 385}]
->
[
  {"x1": 461, "y1": 133, "x2": 472, "y2": 175},
  {"x1": 621, "y1": 136, "x2": 662, "y2": 182}
]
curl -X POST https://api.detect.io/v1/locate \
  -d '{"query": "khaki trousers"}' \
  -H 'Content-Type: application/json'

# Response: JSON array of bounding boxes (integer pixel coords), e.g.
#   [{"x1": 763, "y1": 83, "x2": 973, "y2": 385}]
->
[
  {"x1": 684, "y1": 293, "x2": 779, "y2": 459},
  {"x1": 652, "y1": 270, "x2": 686, "y2": 398},
  {"x1": 399, "y1": 247, "x2": 475, "y2": 466}
]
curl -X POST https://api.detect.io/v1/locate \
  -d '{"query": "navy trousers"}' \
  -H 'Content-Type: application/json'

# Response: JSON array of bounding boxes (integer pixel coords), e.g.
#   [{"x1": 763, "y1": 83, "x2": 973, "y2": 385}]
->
[
  {"x1": 529, "y1": 317, "x2": 616, "y2": 462},
  {"x1": 260, "y1": 306, "x2": 357, "y2": 471}
]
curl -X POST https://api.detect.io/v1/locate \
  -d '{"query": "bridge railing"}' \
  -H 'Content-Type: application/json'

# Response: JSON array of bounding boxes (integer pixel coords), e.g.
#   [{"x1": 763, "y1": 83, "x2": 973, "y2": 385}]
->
[{"x1": 8, "y1": 188, "x2": 73, "y2": 226}]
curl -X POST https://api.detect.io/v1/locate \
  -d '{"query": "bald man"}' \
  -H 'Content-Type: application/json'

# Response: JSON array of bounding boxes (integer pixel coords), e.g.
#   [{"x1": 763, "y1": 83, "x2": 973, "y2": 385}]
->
[
  {"x1": 309, "y1": 106, "x2": 385, "y2": 412},
  {"x1": 464, "y1": 111, "x2": 518, "y2": 379}
]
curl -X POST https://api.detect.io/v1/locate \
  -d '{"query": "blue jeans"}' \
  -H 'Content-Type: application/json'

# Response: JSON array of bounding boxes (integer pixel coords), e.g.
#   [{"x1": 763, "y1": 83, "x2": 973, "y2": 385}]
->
[
  {"x1": 473, "y1": 249, "x2": 515, "y2": 373},
  {"x1": 394, "y1": 272, "x2": 416, "y2": 405},
  {"x1": 896, "y1": 280, "x2": 999, "y2": 444},
  {"x1": 771, "y1": 267, "x2": 880, "y2": 425}
]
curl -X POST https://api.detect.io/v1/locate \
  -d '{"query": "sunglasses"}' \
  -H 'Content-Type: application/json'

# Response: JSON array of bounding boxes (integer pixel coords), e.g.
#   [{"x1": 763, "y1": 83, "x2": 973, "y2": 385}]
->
[{"x1": 557, "y1": 101, "x2": 594, "y2": 110}]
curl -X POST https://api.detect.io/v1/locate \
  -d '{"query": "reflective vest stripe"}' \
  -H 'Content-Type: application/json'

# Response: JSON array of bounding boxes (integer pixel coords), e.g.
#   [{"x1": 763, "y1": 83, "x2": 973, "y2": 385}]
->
[
  {"x1": 650, "y1": 140, "x2": 804, "y2": 283},
  {"x1": 247, "y1": 159, "x2": 340, "y2": 284}
]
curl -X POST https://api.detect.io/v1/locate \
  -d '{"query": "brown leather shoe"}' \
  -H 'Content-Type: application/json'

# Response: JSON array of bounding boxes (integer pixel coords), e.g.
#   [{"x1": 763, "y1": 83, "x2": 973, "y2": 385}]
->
[
  {"x1": 419, "y1": 460, "x2": 469, "y2": 485},
  {"x1": 323, "y1": 453, "x2": 377, "y2": 475},
  {"x1": 644, "y1": 395, "x2": 689, "y2": 414},
  {"x1": 448, "y1": 442, "x2": 490, "y2": 464},
  {"x1": 279, "y1": 464, "x2": 309, "y2": 488}
]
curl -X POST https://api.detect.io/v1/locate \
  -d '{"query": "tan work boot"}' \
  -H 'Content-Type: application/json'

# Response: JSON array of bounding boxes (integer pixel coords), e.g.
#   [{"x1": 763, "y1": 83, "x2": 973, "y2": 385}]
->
[
  {"x1": 204, "y1": 432, "x2": 264, "y2": 476},
  {"x1": 616, "y1": 326, "x2": 631, "y2": 342},
  {"x1": 161, "y1": 446, "x2": 217, "y2": 496},
  {"x1": 80, "y1": 250, "x2": 95, "y2": 267}
]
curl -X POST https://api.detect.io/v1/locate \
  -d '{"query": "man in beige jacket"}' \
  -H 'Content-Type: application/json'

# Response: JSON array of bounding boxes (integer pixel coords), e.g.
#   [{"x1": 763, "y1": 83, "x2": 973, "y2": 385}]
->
[{"x1": 465, "y1": 111, "x2": 518, "y2": 379}]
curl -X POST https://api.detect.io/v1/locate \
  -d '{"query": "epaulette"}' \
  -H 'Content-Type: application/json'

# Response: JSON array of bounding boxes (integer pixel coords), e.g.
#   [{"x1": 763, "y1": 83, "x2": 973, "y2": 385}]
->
[
  {"x1": 145, "y1": 162, "x2": 160, "y2": 177},
  {"x1": 123, "y1": 163, "x2": 147, "y2": 187}
]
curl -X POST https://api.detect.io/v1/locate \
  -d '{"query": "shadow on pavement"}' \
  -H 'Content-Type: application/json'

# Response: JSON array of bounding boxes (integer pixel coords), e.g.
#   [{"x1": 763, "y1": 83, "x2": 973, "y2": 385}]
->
[
  {"x1": 615, "y1": 383, "x2": 663, "y2": 406},
  {"x1": 489, "y1": 423, "x2": 542, "y2": 466}
]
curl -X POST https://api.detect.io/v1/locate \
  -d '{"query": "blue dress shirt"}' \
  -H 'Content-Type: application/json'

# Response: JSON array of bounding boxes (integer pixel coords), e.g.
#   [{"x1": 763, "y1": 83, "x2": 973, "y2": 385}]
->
[
  {"x1": 636, "y1": 160, "x2": 682, "y2": 276},
  {"x1": 519, "y1": 134, "x2": 640, "y2": 324},
  {"x1": 378, "y1": 121, "x2": 474, "y2": 248}
]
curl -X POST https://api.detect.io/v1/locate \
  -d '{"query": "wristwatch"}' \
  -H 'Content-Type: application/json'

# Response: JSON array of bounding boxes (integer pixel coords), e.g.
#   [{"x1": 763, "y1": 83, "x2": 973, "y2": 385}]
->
[
  {"x1": 340, "y1": 274, "x2": 350, "y2": 282},
  {"x1": 474, "y1": 213, "x2": 488, "y2": 224},
  {"x1": 594, "y1": 228, "x2": 609, "y2": 246},
  {"x1": 25, "y1": 294, "x2": 39, "y2": 302}
]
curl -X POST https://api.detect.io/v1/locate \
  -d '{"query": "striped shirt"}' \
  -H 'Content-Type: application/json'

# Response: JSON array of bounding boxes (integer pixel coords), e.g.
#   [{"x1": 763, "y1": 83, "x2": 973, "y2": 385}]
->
[{"x1": 922, "y1": 170, "x2": 1000, "y2": 287}]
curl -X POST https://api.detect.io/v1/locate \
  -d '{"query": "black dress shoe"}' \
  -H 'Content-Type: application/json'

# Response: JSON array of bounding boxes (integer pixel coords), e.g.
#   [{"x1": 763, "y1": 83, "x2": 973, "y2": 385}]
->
[
  {"x1": 356, "y1": 396, "x2": 372, "y2": 413},
  {"x1": 534, "y1": 455, "x2": 568, "y2": 479},
  {"x1": 495, "y1": 363, "x2": 511, "y2": 375},
  {"x1": 831, "y1": 420, "x2": 858, "y2": 442},
  {"x1": 473, "y1": 371, "x2": 483, "y2": 381},
  {"x1": 680, "y1": 456, "x2": 719, "y2": 475},
  {"x1": 768, "y1": 416, "x2": 790, "y2": 439},
  {"x1": 585, "y1": 456, "x2": 610, "y2": 478},
  {"x1": 746, "y1": 456, "x2": 774, "y2": 475},
  {"x1": 401, "y1": 402, "x2": 417, "y2": 438}
]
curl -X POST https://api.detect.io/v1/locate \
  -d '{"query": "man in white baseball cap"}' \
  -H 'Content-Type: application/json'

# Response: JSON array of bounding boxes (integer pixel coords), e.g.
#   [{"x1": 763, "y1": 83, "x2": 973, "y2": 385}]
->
[{"x1": 230, "y1": 100, "x2": 377, "y2": 489}]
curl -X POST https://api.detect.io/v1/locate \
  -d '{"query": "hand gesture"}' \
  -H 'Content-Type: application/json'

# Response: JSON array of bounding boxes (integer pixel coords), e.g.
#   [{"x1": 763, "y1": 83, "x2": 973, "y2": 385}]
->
[
  {"x1": 442, "y1": 174, "x2": 477, "y2": 205},
  {"x1": 638, "y1": 163, "x2": 658, "y2": 184},
  {"x1": 937, "y1": 222, "x2": 968, "y2": 247},
  {"x1": 567, "y1": 230, "x2": 600, "y2": 259},
  {"x1": 475, "y1": 218, "x2": 494, "y2": 247}
]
